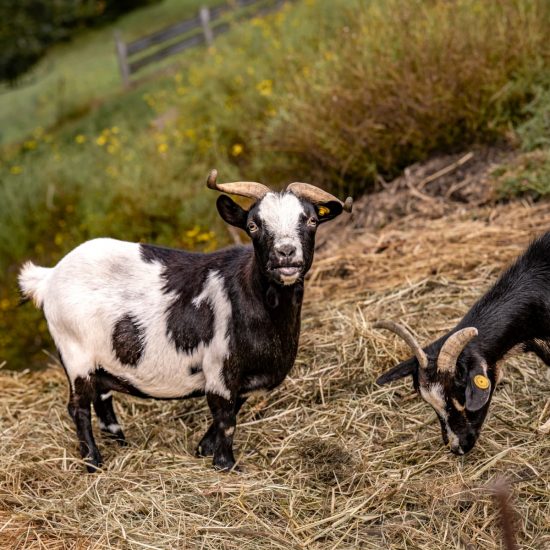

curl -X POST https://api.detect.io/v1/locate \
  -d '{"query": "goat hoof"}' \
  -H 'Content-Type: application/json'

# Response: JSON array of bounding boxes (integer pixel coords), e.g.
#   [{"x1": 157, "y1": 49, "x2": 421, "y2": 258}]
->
[
  {"x1": 102, "y1": 429, "x2": 128, "y2": 447},
  {"x1": 84, "y1": 453, "x2": 103, "y2": 473},
  {"x1": 212, "y1": 456, "x2": 239, "y2": 472},
  {"x1": 195, "y1": 438, "x2": 215, "y2": 458}
]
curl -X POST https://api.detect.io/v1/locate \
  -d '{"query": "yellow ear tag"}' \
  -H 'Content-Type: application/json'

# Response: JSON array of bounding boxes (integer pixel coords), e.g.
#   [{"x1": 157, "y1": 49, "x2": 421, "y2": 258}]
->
[
  {"x1": 318, "y1": 206, "x2": 330, "y2": 216},
  {"x1": 473, "y1": 375, "x2": 490, "y2": 390}
]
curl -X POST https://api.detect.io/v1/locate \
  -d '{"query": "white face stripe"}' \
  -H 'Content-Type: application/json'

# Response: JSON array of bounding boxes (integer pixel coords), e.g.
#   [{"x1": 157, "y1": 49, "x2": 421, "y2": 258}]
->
[
  {"x1": 420, "y1": 382, "x2": 463, "y2": 453},
  {"x1": 258, "y1": 192, "x2": 305, "y2": 263},
  {"x1": 420, "y1": 383, "x2": 446, "y2": 418}
]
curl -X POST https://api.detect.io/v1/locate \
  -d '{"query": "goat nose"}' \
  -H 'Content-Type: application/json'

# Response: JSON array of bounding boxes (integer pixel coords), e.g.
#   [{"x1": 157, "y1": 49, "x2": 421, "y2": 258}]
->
[{"x1": 276, "y1": 244, "x2": 296, "y2": 259}]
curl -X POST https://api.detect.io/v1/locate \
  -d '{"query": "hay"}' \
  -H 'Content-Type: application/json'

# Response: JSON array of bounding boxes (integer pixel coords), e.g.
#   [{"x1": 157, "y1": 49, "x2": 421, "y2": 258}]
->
[{"x1": 1, "y1": 187, "x2": 549, "y2": 548}]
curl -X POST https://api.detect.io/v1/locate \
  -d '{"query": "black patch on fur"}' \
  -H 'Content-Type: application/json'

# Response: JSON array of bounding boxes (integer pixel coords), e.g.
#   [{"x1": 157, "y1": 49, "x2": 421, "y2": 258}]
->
[
  {"x1": 166, "y1": 294, "x2": 215, "y2": 353},
  {"x1": 190, "y1": 364, "x2": 202, "y2": 375},
  {"x1": 140, "y1": 243, "x2": 178, "y2": 264},
  {"x1": 140, "y1": 243, "x2": 218, "y2": 353},
  {"x1": 112, "y1": 314, "x2": 145, "y2": 367}
]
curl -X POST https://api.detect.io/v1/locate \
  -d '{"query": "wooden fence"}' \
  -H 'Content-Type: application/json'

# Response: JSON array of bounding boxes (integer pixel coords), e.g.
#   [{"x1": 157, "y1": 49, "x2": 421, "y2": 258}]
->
[{"x1": 114, "y1": 0, "x2": 286, "y2": 87}]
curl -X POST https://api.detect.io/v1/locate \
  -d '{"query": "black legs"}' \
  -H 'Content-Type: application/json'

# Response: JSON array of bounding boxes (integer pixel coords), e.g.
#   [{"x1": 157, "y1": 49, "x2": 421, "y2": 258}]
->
[
  {"x1": 68, "y1": 373, "x2": 246, "y2": 472},
  {"x1": 68, "y1": 375, "x2": 127, "y2": 472},
  {"x1": 68, "y1": 378, "x2": 103, "y2": 472},
  {"x1": 92, "y1": 389, "x2": 127, "y2": 446},
  {"x1": 196, "y1": 395, "x2": 247, "y2": 470}
]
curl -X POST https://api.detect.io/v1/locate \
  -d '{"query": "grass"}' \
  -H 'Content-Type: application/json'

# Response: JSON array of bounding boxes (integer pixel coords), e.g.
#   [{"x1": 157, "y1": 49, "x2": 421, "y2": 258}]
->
[
  {"x1": 0, "y1": 194, "x2": 548, "y2": 548},
  {"x1": 0, "y1": 0, "x2": 223, "y2": 146},
  {"x1": 1, "y1": 0, "x2": 550, "y2": 367}
]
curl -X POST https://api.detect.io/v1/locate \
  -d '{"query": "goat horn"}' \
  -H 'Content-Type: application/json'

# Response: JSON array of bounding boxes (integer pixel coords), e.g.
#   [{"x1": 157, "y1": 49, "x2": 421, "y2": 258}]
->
[
  {"x1": 206, "y1": 169, "x2": 271, "y2": 200},
  {"x1": 374, "y1": 320, "x2": 428, "y2": 370},
  {"x1": 437, "y1": 327, "x2": 478, "y2": 374},
  {"x1": 286, "y1": 182, "x2": 353, "y2": 213}
]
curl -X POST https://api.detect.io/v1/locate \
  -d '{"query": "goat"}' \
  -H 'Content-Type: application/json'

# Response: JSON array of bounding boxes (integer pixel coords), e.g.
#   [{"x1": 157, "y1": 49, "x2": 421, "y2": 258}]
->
[
  {"x1": 19, "y1": 170, "x2": 352, "y2": 472},
  {"x1": 375, "y1": 232, "x2": 550, "y2": 455}
]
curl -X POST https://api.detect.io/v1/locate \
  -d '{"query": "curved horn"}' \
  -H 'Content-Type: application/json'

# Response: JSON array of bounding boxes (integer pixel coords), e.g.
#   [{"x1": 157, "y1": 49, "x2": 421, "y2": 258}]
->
[
  {"x1": 206, "y1": 169, "x2": 271, "y2": 200},
  {"x1": 286, "y1": 182, "x2": 353, "y2": 213},
  {"x1": 374, "y1": 320, "x2": 428, "y2": 370},
  {"x1": 437, "y1": 327, "x2": 478, "y2": 374}
]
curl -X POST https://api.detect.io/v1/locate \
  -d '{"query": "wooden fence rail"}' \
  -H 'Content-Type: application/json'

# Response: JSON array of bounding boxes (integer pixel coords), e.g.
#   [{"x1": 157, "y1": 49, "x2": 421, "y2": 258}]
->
[{"x1": 114, "y1": 0, "x2": 285, "y2": 87}]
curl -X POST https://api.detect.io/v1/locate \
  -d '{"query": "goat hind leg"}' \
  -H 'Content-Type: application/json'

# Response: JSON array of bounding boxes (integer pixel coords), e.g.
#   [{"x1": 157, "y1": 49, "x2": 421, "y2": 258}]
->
[
  {"x1": 93, "y1": 388, "x2": 127, "y2": 446},
  {"x1": 68, "y1": 376, "x2": 103, "y2": 472}
]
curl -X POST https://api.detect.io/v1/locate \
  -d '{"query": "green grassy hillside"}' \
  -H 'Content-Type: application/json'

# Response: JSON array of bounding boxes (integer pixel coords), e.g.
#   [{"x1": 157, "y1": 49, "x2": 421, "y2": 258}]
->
[
  {"x1": 1, "y1": 0, "x2": 550, "y2": 368},
  {"x1": 0, "y1": 0, "x2": 223, "y2": 146}
]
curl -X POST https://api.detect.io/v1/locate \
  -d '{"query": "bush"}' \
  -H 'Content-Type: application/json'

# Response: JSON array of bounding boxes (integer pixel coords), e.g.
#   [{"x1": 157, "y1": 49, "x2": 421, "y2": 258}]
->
[
  {"x1": 264, "y1": 0, "x2": 550, "y2": 194},
  {"x1": 1, "y1": 0, "x2": 550, "y2": 368}
]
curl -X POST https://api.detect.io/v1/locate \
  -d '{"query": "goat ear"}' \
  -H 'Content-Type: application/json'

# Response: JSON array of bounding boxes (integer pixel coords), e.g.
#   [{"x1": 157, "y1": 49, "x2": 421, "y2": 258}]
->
[
  {"x1": 316, "y1": 201, "x2": 343, "y2": 224},
  {"x1": 465, "y1": 368, "x2": 492, "y2": 411},
  {"x1": 376, "y1": 357, "x2": 416, "y2": 385},
  {"x1": 216, "y1": 195, "x2": 248, "y2": 229}
]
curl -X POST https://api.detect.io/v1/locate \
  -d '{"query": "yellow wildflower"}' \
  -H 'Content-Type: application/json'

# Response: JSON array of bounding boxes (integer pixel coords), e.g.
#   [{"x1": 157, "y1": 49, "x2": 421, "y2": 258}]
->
[
  {"x1": 185, "y1": 226, "x2": 201, "y2": 238},
  {"x1": 257, "y1": 79, "x2": 273, "y2": 97},
  {"x1": 75, "y1": 134, "x2": 86, "y2": 144},
  {"x1": 111, "y1": 126, "x2": 120, "y2": 134},
  {"x1": 54, "y1": 233, "x2": 63, "y2": 246},
  {"x1": 231, "y1": 143, "x2": 244, "y2": 157},
  {"x1": 157, "y1": 143, "x2": 168, "y2": 154},
  {"x1": 96, "y1": 135, "x2": 107, "y2": 146},
  {"x1": 10, "y1": 166, "x2": 22, "y2": 175}
]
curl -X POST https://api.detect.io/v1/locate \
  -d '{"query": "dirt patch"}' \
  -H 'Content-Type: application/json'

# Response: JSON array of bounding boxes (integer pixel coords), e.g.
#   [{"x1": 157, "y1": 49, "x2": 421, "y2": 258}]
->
[
  {"x1": 297, "y1": 437, "x2": 356, "y2": 485},
  {"x1": 317, "y1": 146, "x2": 517, "y2": 251}
]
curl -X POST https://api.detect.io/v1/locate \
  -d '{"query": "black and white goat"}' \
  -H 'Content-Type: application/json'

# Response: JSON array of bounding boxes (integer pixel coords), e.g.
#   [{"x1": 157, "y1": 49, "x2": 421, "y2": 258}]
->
[
  {"x1": 19, "y1": 170, "x2": 352, "y2": 471},
  {"x1": 375, "y1": 232, "x2": 550, "y2": 455}
]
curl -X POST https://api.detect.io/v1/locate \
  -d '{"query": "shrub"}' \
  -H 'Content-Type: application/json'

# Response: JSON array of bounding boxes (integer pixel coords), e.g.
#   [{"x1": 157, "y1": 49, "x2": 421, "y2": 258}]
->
[{"x1": 265, "y1": 0, "x2": 550, "y2": 194}]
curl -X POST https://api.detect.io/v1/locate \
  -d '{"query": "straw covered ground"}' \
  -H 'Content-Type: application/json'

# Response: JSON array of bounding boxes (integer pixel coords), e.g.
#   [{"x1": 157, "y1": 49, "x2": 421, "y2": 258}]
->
[{"x1": 1, "y1": 153, "x2": 549, "y2": 548}]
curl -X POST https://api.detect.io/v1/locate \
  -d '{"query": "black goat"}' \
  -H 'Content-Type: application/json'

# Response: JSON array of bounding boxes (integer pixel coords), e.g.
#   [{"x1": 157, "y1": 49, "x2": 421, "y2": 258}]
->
[
  {"x1": 19, "y1": 170, "x2": 352, "y2": 471},
  {"x1": 375, "y1": 232, "x2": 550, "y2": 454}
]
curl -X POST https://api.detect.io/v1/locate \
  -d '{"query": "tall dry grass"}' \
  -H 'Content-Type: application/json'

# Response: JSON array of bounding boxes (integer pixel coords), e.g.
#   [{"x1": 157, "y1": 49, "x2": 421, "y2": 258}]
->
[{"x1": 268, "y1": 0, "x2": 550, "y2": 191}]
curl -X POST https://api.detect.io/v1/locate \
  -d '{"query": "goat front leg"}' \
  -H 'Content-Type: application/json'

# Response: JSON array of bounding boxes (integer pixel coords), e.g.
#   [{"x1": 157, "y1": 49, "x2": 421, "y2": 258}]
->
[
  {"x1": 196, "y1": 396, "x2": 246, "y2": 459},
  {"x1": 200, "y1": 393, "x2": 243, "y2": 471},
  {"x1": 68, "y1": 377, "x2": 102, "y2": 472}
]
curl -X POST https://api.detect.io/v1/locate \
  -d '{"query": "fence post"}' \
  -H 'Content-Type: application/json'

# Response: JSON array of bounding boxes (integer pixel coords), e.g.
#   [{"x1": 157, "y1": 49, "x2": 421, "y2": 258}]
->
[
  {"x1": 114, "y1": 30, "x2": 130, "y2": 88},
  {"x1": 199, "y1": 7, "x2": 214, "y2": 46}
]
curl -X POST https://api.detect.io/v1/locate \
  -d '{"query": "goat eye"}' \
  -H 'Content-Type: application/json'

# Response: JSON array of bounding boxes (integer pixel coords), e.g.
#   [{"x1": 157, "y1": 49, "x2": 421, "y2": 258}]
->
[
  {"x1": 307, "y1": 217, "x2": 318, "y2": 227},
  {"x1": 247, "y1": 221, "x2": 258, "y2": 233}
]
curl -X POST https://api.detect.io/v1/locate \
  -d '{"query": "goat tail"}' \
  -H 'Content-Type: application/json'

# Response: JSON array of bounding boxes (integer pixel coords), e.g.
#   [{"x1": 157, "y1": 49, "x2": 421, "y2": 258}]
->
[{"x1": 18, "y1": 261, "x2": 52, "y2": 308}]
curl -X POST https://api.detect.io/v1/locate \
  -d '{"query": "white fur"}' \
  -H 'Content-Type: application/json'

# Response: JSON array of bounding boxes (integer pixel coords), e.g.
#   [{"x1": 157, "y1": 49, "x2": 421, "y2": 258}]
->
[
  {"x1": 420, "y1": 383, "x2": 446, "y2": 417},
  {"x1": 258, "y1": 192, "x2": 305, "y2": 284},
  {"x1": 19, "y1": 262, "x2": 53, "y2": 307},
  {"x1": 421, "y1": 383, "x2": 462, "y2": 453},
  {"x1": 98, "y1": 420, "x2": 121, "y2": 434},
  {"x1": 21, "y1": 238, "x2": 232, "y2": 399}
]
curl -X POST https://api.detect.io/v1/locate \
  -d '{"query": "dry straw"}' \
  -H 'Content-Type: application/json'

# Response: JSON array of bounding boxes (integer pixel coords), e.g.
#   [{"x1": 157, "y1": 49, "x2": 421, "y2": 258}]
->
[{"x1": 1, "y1": 180, "x2": 549, "y2": 548}]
